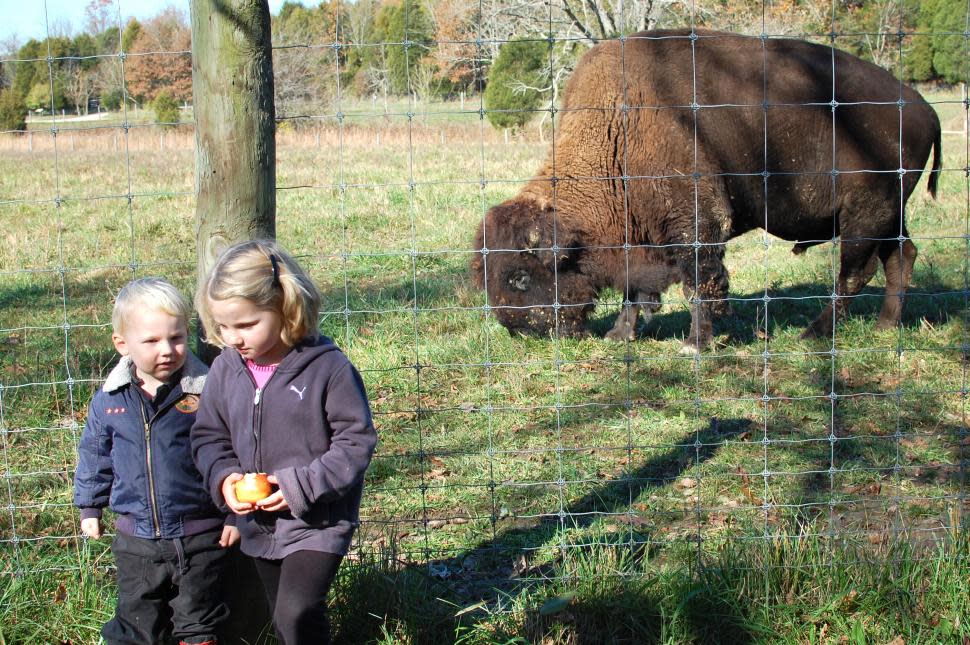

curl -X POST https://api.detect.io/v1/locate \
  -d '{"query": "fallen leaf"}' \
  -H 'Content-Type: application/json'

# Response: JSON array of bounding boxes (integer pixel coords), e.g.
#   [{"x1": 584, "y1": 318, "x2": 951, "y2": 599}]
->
[
  {"x1": 676, "y1": 477, "x2": 697, "y2": 489},
  {"x1": 539, "y1": 591, "x2": 576, "y2": 616}
]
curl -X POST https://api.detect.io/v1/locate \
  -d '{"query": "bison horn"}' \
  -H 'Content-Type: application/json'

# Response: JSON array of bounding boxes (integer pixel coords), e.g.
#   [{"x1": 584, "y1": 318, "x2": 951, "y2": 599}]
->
[
  {"x1": 527, "y1": 230, "x2": 540, "y2": 248},
  {"x1": 510, "y1": 270, "x2": 531, "y2": 292}
]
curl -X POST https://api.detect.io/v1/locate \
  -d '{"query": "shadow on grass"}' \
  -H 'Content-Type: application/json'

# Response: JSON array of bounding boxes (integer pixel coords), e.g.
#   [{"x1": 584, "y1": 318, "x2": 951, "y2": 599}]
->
[
  {"x1": 309, "y1": 251, "x2": 965, "y2": 349},
  {"x1": 591, "y1": 275, "x2": 965, "y2": 345},
  {"x1": 333, "y1": 418, "x2": 758, "y2": 643}
]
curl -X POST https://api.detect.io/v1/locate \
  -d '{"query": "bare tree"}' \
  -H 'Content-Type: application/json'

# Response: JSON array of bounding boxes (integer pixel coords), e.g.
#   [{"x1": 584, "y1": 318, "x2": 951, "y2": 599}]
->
[
  {"x1": 410, "y1": 62, "x2": 439, "y2": 102},
  {"x1": 860, "y1": 0, "x2": 905, "y2": 70},
  {"x1": 427, "y1": 0, "x2": 480, "y2": 90},
  {"x1": 0, "y1": 35, "x2": 21, "y2": 89},
  {"x1": 553, "y1": 0, "x2": 687, "y2": 43},
  {"x1": 346, "y1": 0, "x2": 378, "y2": 46},
  {"x1": 92, "y1": 55, "x2": 125, "y2": 103},
  {"x1": 272, "y1": 22, "x2": 336, "y2": 119},
  {"x1": 64, "y1": 65, "x2": 95, "y2": 114},
  {"x1": 47, "y1": 16, "x2": 75, "y2": 39},
  {"x1": 365, "y1": 44, "x2": 391, "y2": 112},
  {"x1": 85, "y1": 0, "x2": 118, "y2": 35}
]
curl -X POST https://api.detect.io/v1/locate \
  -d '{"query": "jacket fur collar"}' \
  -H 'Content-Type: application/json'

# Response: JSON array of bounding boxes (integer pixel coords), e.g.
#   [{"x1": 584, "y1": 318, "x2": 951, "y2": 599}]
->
[{"x1": 102, "y1": 351, "x2": 208, "y2": 395}]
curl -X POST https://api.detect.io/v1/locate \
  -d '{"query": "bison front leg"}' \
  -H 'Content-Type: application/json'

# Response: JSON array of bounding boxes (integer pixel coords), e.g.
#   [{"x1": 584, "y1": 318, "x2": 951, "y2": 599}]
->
[
  {"x1": 674, "y1": 246, "x2": 729, "y2": 353},
  {"x1": 605, "y1": 302, "x2": 642, "y2": 342},
  {"x1": 604, "y1": 290, "x2": 662, "y2": 342}
]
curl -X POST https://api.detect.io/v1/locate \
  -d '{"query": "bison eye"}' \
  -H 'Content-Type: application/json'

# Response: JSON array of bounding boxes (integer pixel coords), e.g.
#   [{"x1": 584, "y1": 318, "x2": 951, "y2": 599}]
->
[{"x1": 508, "y1": 270, "x2": 531, "y2": 292}]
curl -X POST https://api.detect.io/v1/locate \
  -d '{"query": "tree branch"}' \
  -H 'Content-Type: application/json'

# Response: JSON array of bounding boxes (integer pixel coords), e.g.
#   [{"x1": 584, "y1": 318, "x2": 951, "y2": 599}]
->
[{"x1": 554, "y1": 0, "x2": 598, "y2": 43}]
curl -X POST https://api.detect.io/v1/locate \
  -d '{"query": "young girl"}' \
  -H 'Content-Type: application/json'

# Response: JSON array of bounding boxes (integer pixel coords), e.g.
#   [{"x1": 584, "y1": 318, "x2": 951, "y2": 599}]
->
[{"x1": 191, "y1": 239, "x2": 377, "y2": 644}]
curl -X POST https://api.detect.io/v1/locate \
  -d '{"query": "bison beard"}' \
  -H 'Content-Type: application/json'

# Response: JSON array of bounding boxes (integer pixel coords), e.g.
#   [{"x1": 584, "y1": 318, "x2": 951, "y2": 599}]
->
[{"x1": 471, "y1": 29, "x2": 941, "y2": 351}]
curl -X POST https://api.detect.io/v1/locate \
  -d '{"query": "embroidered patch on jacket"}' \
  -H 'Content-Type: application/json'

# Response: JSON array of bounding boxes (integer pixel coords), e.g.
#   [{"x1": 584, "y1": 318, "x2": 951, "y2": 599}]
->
[
  {"x1": 175, "y1": 395, "x2": 200, "y2": 414},
  {"x1": 105, "y1": 407, "x2": 126, "y2": 415}
]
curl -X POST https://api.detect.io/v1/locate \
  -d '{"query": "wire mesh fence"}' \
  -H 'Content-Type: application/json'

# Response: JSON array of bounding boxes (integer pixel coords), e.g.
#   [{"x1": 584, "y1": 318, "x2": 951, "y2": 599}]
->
[{"x1": 0, "y1": 0, "x2": 968, "y2": 630}]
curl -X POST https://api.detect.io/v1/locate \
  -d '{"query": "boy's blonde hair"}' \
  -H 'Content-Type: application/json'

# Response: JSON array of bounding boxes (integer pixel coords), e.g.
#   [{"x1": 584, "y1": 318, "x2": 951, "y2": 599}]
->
[
  {"x1": 196, "y1": 239, "x2": 321, "y2": 348},
  {"x1": 112, "y1": 277, "x2": 191, "y2": 335}
]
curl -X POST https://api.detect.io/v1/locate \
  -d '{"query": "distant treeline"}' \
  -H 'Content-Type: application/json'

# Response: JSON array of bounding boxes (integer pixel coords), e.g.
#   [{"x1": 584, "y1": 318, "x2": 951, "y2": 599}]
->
[{"x1": 0, "y1": 0, "x2": 966, "y2": 132}]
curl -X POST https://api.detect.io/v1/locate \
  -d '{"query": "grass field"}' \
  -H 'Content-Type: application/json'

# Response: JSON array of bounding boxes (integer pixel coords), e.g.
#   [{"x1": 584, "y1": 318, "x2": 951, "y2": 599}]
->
[{"x1": 0, "y1": 89, "x2": 967, "y2": 643}]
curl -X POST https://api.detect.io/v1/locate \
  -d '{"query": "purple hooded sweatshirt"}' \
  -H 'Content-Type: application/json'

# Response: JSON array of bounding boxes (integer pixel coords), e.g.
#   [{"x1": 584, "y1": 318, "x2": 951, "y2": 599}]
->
[{"x1": 191, "y1": 335, "x2": 377, "y2": 559}]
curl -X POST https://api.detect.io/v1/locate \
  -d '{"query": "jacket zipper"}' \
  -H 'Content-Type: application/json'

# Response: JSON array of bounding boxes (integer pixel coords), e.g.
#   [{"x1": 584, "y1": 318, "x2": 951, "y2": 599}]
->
[
  {"x1": 252, "y1": 387, "x2": 262, "y2": 471},
  {"x1": 247, "y1": 361, "x2": 281, "y2": 473},
  {"x1": 140, "y1": 391, "x2": 187, "y2": 538},
  {"x1": 140, "y1": 402, "x2": 162, "y2": 538}
]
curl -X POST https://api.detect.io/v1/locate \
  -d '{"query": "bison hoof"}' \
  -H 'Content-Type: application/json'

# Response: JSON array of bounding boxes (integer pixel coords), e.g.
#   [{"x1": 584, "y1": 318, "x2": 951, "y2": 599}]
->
[
  {"x1": 678, "y1": 343, "x2": 701, "y2": 356},
  {"x1": 800, "y1": 322, "x2": 832, "y2": 340},
  {"x1": 874, "y1": 318, "x2": 899, "y2": 331},
  {"x1": 605, "y1": 327, "x2": 636, "y2": 342}
]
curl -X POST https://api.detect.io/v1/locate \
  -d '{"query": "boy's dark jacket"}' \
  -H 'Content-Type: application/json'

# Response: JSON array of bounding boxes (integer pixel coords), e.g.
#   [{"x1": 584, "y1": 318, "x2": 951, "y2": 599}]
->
[
  {"x1": 191, "y1": 335, "x2": 377, "y2": 559},
  {"x1": 73, "y1": 352, "x2": 225, "y2": 539}
]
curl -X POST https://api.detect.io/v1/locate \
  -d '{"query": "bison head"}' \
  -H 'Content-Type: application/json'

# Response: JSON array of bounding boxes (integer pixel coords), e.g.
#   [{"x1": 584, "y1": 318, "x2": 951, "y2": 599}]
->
[{"x1": 470, "y1": 198, "x2": 597, "y2": 337}]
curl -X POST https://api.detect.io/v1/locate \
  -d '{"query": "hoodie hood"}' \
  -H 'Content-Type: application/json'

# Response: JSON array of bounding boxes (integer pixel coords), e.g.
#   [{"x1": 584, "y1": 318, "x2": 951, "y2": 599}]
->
[{"x1": 218, "y1": 334, "x2": 340, "y2": 381}]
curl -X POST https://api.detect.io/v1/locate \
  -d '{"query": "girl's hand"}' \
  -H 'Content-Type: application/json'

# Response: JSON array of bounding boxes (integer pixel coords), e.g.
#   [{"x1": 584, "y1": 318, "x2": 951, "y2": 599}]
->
[
  {"x1": 221, "y1": 473, "x2": 256, "y2": 514},
  {"x1": 255, "y1": 474, "x2": 290, "y2": 512},
  {"x1": 80, "y1": 517, "x2": 102, "y2": 539},
  {"x1": 219, "y1": 524, "x2": 240, "y2": 547}
]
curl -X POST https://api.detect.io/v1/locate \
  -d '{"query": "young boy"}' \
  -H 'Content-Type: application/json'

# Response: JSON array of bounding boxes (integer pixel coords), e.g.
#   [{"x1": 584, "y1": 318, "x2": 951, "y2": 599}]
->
[{"x1": 73, "y1": 277, "x2": 238, "y2": 645}]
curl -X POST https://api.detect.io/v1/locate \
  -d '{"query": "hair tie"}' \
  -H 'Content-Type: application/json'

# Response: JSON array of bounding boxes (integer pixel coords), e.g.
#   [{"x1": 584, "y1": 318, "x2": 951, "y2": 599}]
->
[{"x1": 270, "y1": 254, "x2": 281, "y2": 286}]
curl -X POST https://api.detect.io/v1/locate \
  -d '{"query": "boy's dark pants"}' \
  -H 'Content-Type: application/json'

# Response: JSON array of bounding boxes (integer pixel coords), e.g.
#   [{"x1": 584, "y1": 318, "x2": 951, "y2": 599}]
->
[{"x1": 103, "y1": 529, "x2": 229, "y2": 645}]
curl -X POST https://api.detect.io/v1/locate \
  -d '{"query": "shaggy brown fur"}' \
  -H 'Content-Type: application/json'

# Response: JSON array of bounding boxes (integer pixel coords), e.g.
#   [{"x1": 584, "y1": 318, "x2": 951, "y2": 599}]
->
[{"x1": 471, "y1": 29, "x2": 941, "y2": 349}]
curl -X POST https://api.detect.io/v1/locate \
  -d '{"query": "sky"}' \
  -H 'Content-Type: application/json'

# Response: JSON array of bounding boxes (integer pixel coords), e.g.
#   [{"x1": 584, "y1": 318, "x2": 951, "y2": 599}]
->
[{"x1": 0, "y1": 0, "x2": 310, "y2": 46}]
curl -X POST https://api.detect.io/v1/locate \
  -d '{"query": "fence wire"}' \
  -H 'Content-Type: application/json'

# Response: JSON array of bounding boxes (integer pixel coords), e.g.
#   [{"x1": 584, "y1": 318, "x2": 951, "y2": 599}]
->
[{"x1": 0, "y1": 0, "x2": 968, "y2": 615}]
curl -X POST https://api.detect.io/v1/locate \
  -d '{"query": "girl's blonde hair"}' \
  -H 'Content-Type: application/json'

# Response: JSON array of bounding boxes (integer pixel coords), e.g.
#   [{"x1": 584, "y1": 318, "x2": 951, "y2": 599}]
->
[
  {"x1": 113, "y1": 277, "x2": 191, "y2": 336},
  {"x1": 196, "y1": 239, "x2": 321, "y2": 348}
]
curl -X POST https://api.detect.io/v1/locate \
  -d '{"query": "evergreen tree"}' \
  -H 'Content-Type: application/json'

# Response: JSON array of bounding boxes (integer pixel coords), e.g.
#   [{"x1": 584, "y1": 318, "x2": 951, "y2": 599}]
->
[
  {"x1": 904, "y1": 0, "x2": 939, "y2": 82},
  {"x1": 122, "y1": 18, "x2": 141, "y2": 53},
  {"x1": 385, "y1": 0, "x2": 434, "y2": 95},
  {"x1": 484, "y1": 38, "x2": 549, "y2": 130},
  {"x1": 931, "y1": 0, "x2": 968, "y2": 84},
  {"x1": 0, "y1": 88, "x2": 26, "y2": 131},
  {"x1": 12, "y1": 40, "x2": 43, "y2": 98},
  {"x1": 152, "y1": 90, "x2": 180, "y2": 124}
]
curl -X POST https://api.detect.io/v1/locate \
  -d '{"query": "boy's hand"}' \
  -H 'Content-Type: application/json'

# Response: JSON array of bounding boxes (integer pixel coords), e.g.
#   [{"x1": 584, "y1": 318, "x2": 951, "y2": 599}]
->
[
  {"x1": 255, "y1": 474, "x2": 290, "y2": 513},
  {"x1": 219, "y1": 524, "x2": 240, "y2": 547},
  {"x1": 221, "y1": 473, "x2": 256, "y2": 515},
  {"x1": 80, "y1": 517, "x2": 102, "y2": 539}
]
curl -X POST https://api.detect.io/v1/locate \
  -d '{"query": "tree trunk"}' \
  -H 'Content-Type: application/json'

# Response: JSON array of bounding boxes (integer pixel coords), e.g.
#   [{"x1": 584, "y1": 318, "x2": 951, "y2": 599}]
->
[
  {"x1": 191, "y1": 4, "x2": 276, "y2": 634},
  {"x1": 192, "y1": 0, "x2": 276, "y2": 363}
]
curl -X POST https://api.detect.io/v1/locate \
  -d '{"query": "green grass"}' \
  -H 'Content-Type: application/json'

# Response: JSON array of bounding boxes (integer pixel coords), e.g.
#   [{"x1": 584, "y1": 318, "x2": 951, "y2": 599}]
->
[
  {"x1": 3, "y1": 529, "x2": 967, "y2": 643},
  {"x1": 327, "y1": 531, "x2": 970, "y2": 644},
  {"x1": 0, "y1": 92, "x2": 967, "y2": 643}
]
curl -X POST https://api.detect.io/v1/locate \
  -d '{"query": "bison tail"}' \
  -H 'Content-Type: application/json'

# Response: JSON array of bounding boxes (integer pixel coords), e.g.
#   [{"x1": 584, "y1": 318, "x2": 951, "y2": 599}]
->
[{"x1": 928, "y1": 128, "x2": 942, "y2": 200}]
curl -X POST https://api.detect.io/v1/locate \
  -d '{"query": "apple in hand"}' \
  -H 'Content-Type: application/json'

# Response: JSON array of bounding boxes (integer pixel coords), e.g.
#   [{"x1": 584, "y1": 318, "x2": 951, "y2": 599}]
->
[{"x1": 234, "y1": 472, "x2": 273, "y2": 503}]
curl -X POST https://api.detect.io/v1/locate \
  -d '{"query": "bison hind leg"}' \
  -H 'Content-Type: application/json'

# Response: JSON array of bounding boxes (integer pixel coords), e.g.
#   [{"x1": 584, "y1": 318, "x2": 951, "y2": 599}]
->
[
  {"x1": 874, "y1": 238, "x2": 917, "y2": 330},
  {"x1": 801, "y1": 238, "x2": 882, "y2": 339}
]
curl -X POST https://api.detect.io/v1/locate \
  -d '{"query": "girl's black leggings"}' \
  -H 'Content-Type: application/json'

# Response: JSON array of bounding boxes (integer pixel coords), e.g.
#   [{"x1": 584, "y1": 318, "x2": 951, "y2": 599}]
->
[{"x1": 252, "y1": 550, "x2": 343, "y2": 645}]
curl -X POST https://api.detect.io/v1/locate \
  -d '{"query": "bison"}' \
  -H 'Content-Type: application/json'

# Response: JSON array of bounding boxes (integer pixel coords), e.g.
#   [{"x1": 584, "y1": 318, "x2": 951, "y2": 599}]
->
[{"x1": 471, "y1": 29, "x2": 941, "y2": 351}]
